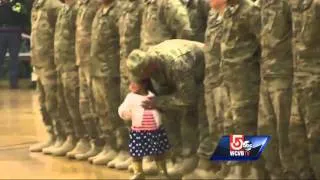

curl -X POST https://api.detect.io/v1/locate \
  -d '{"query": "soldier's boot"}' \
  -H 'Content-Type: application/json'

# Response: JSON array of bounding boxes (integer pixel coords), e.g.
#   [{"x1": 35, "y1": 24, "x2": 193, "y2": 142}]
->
[
  {"x1": 131, "y1": 160, "x2": 145, "y2": 180},
  {"x1": 42, "y1": 136, "x2": 65, "y2": 155},
  {"x1": 51, "y1": 135, "x2": 77, "y2": 156},
  {"x1": 182, "y1": 157, "x2": 220, "y2": 179},
  {"x1": 156, "y1": 159, "x2": 171, "y2": 180},
  {"x1": 92, "y1": 145, "x2": 118, "y2": 165},
  {"x1": 116, "y1": 157, "x2": 132, "y2": 170},
  {"x1": 66, "y1": 138, "x2": 90, "y2": 159},
  {"x1": 168, "y1": 155, "x2": 199, "y2": 178},
  {"x1": 75, "y1": 139, "x2": 103, "y2": 161},
  {"x1": 108, "y1": 150, "x2": 131, "y2": 168},
  {"x1": 29, "y1": 132, "x2": 55, "y2": 152},
  {"x1": 224, "y1": 163, "x2": 250, "y2": 179},
  {"x1": 143, "y1": 156, "x2": 159, "y2": 175}
]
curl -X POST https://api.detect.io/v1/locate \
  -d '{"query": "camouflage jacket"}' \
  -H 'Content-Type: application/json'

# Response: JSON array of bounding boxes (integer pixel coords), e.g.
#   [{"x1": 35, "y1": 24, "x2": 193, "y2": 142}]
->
[
  {"x1": 220, "y1": 0, "x2": 261, "y2": 80},
  {"x1": 90, "y1": 1, "x2": 121, "y2": 77},
  {"x1": 54, "y1": 2, "x2": 78, "y2": 72},
  {"x1": 140, "y1": 0, "x2": 193, "y2": 51},
  {"x1": 31, "y1": 0, "x2": 63, "y2": 68},
  {"x1": 181, "y1": 0, "x2": 211, "y2": 42},
  {"x1": 75, "y1": 0, "x2": 99, "y2": 65},
  {"x1": 260, "y1": 0, "x2": 293, "y2": 78},
  {"x1": 119, "y1": 0, "x2": 143, "y2": 76},
  {"x1": 204, "y1": 9, "x2": 223, "y2": 91},
  {"x1": 290, "y1": 0, "x2": 320, "y2": 75},
  {"x1": 146, "y1": 39, "x2": 204, "y2": 111}
]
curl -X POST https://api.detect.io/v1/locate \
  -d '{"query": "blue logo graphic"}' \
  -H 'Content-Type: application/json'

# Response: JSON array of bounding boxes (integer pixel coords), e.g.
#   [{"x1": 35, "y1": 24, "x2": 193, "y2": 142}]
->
[{"x1": 211, "y1": 135, "x2": 270, "y2": 161}]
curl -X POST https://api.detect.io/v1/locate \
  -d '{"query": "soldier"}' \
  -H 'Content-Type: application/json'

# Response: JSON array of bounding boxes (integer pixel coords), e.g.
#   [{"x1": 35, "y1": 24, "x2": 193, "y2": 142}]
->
[
  {"x1": 139, "y1": 0, "x2": 195, "y2": 175},
  {"x1": 73, "y1": 0, "x2": 102, "y2": 161},
  {"x1": 109, "y1": 0, "x2": 143, "y2": 170},
  {"x1": 88, "y1": 0, "x2": 126, "y2": 166},
  {"x1": 182, "y1": 0, "x2": 211, "y2": 42},
  {"x1": 46, "y1": 0, "x2": 89, "y2": 157},
  {"x1": 210, "y1": 0, "x2": 262, "y2": 179},
  {"x1": 29, "y1": 0, "x2": 65, "y2": 153},
  {"x1": 183, "y1": 8, "x2": 227, "y2": 180},
  {"x1": 289, "y1": 0, "x2": 320, "y2": 179},
  {"x1": 258, "y1": 0, "x2": 295, "y2": 179},
  {"x1": 127, "y1": 39, "x2": 205, "y2": 178}
]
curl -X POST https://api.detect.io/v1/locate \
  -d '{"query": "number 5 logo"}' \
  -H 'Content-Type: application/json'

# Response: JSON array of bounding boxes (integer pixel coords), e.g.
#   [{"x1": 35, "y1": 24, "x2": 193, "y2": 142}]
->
[{"x1": 230, "y1": 135, "x2": 244, "y2": 151}]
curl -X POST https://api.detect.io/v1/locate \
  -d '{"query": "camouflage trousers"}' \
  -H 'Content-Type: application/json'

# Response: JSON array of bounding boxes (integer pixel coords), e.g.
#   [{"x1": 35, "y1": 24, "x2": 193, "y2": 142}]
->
[
  {"x1": 289, "y1": 75, "x2": 320, "y2": 179},
  {"x1": 35, "y1": 66, "x2": 64, "y2": 137},
  {"x1": 57, "y1": 69, "x2": 86, "y2": 138},
  {"x1": 92, "y1": 76, "x2": 128, "y2": 151},
  {"x1": 197, "y1": 86, "x2": 229, "y2": 159},
  {"x1": 258, "y1": 77, "x2": 293, "y2": 176},
  {"x1": 79, "y1": 63, "x2": 100, "y2": 139}
]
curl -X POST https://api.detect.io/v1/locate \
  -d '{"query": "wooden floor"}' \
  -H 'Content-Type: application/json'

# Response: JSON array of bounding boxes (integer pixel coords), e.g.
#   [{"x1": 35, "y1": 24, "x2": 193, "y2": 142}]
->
[{"x1": 0, "y1": 88, "x2": 131, "y2": 179}]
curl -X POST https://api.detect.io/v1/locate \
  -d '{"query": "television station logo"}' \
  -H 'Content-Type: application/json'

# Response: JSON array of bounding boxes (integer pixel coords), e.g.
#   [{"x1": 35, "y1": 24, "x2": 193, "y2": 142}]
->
[{"x1": 211, "y1": 135, "x2": 270, "y2": 161}]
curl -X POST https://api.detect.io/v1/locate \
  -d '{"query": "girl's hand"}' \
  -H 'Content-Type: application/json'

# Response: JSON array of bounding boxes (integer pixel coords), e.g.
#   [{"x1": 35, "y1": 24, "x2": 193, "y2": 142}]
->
[{"x1": 142, "y1": 97, "x2": 156, "y2": 109}]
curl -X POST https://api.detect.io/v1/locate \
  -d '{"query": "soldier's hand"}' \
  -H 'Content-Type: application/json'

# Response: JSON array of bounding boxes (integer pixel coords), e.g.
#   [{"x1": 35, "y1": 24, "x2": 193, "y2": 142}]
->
[{"x1": 141, "y1": 97, "x2": 156, "y2": 109}]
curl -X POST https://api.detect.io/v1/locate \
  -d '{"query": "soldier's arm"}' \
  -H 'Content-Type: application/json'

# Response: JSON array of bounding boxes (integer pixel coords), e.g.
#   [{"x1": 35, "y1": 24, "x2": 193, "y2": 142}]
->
[
  {"x1": 47, "y1": 0, "x2": 63, "y2": 29},
  {"x1": 153, "y1": 69, "x2": 197, "y2": 111},
  {"x1": 160, "y1": 0, "x2": 193, "y2": 39}
]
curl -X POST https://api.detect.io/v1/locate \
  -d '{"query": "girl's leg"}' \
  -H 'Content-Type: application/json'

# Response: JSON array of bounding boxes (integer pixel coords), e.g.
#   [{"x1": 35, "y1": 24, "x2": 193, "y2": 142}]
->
[
  {"x1": 131, "y1": 157, "x2": 145, "y2": 180},
  {"x1": 154, "y1": 154, "x2": 170, "y2": 178}
]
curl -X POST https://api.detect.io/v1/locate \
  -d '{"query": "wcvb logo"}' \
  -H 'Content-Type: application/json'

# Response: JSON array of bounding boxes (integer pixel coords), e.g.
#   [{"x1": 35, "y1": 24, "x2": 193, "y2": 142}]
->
[{"x1": 229, "y1": 135, "x2": 252, "y2": 157}]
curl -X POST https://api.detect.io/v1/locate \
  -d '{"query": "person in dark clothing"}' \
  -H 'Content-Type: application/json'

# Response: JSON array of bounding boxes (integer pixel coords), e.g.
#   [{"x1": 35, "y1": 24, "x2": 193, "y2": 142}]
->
[{"x1": 0, "y1": 0, "x2": 28, "y2": 89}]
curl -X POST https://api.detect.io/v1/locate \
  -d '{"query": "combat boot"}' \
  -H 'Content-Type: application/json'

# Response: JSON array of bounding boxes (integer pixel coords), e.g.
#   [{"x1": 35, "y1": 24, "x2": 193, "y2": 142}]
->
[
  {"x1": 182, "y1": 157, "x2": 220, "y2": 179},
  {"x1": 92, "y1": 144, "x2": 118, "y2": 165},
  {"x1": 156, "y1": 159, "x2": 171, "y2": 180},
  {"x1": 143, "y1": 156, "x2": 159, "y2": 175},
  {"x1": 168, "y1": 155, "x2": 199, "y2": 178},
  {"x1": 51, "y1": 135, "x2": 77, "y2": 156},
  {"x1": 29, "y1": 132, "x2": 55, "y2": 152},
  {"x1": 75, "y1": 139, "x2": 103, "y2": 161},
  {"x1": 115, "y1": 157, "x2": 132, "y2": 170},
  {"x1": 66, "y1": 138, "x2": 90, "y2": 159},
  {"x1": 42, "y1": 136, "x2": 65, "y2": 155},
  {"x1": 131, "y1": 161, "x2": 145, "y2": 180},
  {"x1": 107, "y1": 150, "x2": 131, "y2": 168}
]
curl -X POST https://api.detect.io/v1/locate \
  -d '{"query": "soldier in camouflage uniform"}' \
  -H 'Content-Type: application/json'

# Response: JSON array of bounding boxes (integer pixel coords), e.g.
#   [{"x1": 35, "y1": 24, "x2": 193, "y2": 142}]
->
[
  {"x1": 183, "y1": 8, "x2": 228, "y2": 180},
  {"x1": 48, "y1": 0, "x2": 89, "y2": 157},
  {"x1": 212, "y1": 0, "x2": 262, "y2": 179},
  {"x1": 182, "y1": 0, "x2": 211, "y2": 42},
  {"x1": 289, "y1": 0, "x2": 320, "y2": 179},
  {"x1": 73, "y1": 0, "x2": 102, "y2": 161},
  {"x1": 89, "y1": 0, "x2": 126, "y2": 166},
  {"x1": 127, "y1": 39, "x2": 205, "y2": 178},
  {"x1": 258, "y1": 0, "x2": 296, "y2": 179},
  {"x1": 29, "y1": 0, "x2": 65, "y2": 153},
  {"x1": 139, "y1": 0, "x2": 195, "y2": 175},
  {"x1": 107, "y1": 0, "x2": 143, "y2": 170}
]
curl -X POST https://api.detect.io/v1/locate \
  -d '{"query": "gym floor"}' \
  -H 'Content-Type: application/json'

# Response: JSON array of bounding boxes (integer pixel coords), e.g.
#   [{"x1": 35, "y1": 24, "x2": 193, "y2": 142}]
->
[{"x1": 0, "y1": 88, "x2": 131, "y2": 179}]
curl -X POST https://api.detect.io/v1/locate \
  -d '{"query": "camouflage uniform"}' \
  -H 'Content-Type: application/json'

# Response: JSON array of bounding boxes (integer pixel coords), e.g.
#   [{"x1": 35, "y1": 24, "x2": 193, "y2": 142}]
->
[
  {"x1": 76, "y1": 0, "x2": 100, "y2": 141},
  {"x1": 31, "y1": 0, "x2": 64, "y2": 141},
  {"x1": 140, "y1": 0, "x2": 193, "y2": 51},
  {"x1": 119, "y1": 0, "x2": 143, "y2": 99},
  {"x1": 289, "y1": 0, "x2": 320, "y2": 179},
  {"x1": 258, "y1": 0, "x2": 294, "y2": 178},
  {"x1": 182, "y1": 10, "x2": 228, "y2": 180},
  {"x1": 90, "y1": 1, "x2": 125, "y2": 159},
  {"x1": 54, "y1": 1, "x2": 85, "y2": 139},
  {"x1": 128, "y1": 39, "x2": 205, "y2": 176},
  {"x1": 181, "y1": 0, "x2": 211, "y2": 42},
  {"x1": 220, "y1": 0, "x2": 262, "y2": 178}
]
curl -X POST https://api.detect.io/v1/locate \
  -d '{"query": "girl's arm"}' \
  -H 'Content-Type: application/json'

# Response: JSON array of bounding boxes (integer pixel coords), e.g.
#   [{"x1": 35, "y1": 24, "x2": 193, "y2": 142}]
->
[{"x1": 118, "y1": 94, "x2": 132, "y2": 121}]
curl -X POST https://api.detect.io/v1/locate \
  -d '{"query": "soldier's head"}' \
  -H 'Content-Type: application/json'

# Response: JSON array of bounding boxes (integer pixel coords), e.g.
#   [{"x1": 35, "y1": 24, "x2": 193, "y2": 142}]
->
[{"x1": 127, "y1": 49, "x2": 157, "y2": 83}]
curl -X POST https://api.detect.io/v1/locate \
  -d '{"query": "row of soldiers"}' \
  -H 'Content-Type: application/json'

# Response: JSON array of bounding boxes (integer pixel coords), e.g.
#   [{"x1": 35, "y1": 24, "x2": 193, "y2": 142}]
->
[{"x1": 28, "y1": 0, "x2": 320, "y2": 179}]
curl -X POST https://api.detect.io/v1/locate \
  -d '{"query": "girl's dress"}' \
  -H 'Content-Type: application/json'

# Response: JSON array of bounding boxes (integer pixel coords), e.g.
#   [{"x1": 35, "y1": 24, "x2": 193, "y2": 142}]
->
[{"x1": 118, "y1": 91, "x2": 170, "y2": 157}]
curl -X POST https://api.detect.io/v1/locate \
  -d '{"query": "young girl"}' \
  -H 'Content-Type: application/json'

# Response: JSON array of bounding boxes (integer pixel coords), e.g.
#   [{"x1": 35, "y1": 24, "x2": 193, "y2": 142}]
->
[{"x1": 118, "y1": 79, "x2": 171, "y2": 180}]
